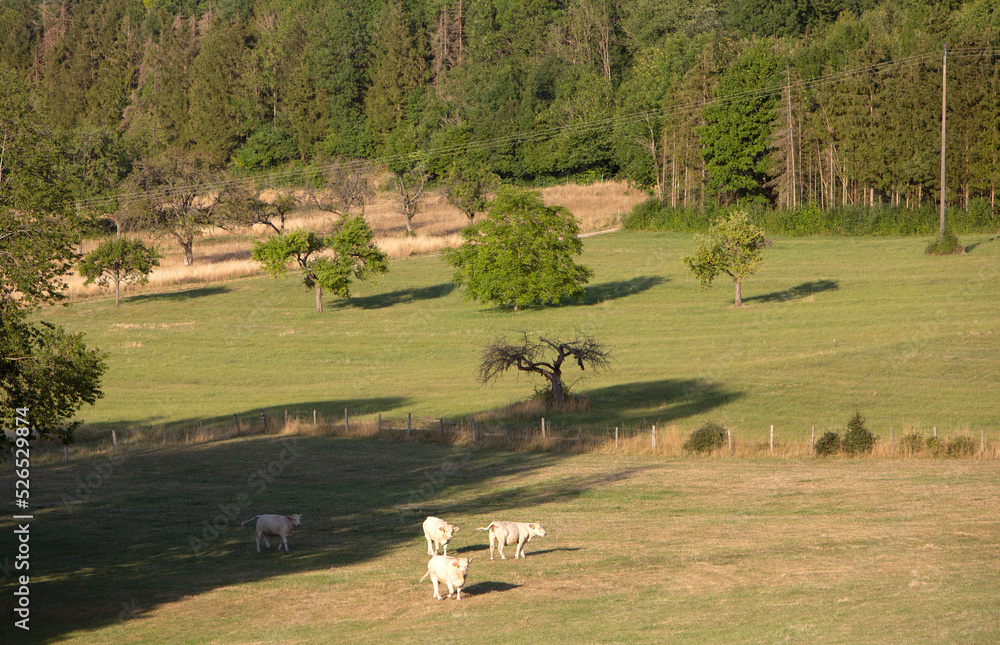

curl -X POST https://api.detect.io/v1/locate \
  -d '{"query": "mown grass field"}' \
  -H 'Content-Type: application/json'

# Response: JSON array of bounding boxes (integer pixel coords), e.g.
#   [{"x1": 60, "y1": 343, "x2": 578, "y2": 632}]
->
[
  {"x1": 0, "y1": 437, "x2": 997, "y2": 643},
  {"x1": 4, "y1": 228, "x2": 1000, "y2": 643},
  {"x1": 31, "y1": 230, "x2": 1000, "y2": 445}
]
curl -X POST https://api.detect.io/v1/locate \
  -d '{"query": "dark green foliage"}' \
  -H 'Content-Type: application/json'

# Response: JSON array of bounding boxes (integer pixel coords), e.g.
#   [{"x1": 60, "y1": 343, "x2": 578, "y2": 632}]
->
[
  {"x1": 842, "y1": 412, "x2": 875, "y2": 455},
  {"x1": 945, "y1": 435, "x2": 976, "y2": 457},
  {"x1": 683, "y1": 422, "x2": 728, "y2": 453},
  {"x1": 814, "y1": 431, "x2": 842, "y2": 456},
  {"x1": 444, "y1": 186, "x2": 593, "y2": 310},
  {"x1": 235, "y1": 125, "x2": 298, "y2": 171},
  {"x1": 900, "y1": 433, "x2": 924, "y2": 455}
]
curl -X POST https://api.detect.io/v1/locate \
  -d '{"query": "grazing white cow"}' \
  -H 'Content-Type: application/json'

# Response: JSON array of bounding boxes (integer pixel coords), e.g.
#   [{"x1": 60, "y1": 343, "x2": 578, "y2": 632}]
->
[
  {"x1": 423, "y1": 516, "x2": 460, "y2": 556},
  {"x1": 475, "y1": 521, "x2": 547, "y2": 560},
  {"x1": 240, "y1": 514, "x2": 302, "y2": 553},
  {"x1": 419, "y1": 555, "x2": 472, "y2": 600}
]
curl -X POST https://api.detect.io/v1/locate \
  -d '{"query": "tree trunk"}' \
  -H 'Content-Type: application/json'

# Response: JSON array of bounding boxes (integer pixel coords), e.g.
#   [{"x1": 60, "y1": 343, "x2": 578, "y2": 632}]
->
[
  {"x1": 734, "y1": 279, "x2": 742, "y2": 307},
  {"x1": 551, "y1": 374, "x2": 566, "y2": 407},
  {"x1": 315, "y1": 284, "x2": 323, "y2": 313}
]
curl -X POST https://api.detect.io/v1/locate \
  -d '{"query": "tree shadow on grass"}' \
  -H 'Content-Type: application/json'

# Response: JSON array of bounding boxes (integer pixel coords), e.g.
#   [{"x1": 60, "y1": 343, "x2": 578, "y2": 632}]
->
[
  {"x1": 964, "y1": 235, "x2": 999, "y2": 253},
  {"x1": 337, "y1": 283, "x2": 456, "y2": 310},
  {"x1": 743, "y1": 279, "x2": 839, "y2": 304},
  {"x1": 584, "y1": 379, "x2": 744, "y2": 425},
  {"x1": 126, "y1": 285, "x2": 231, "y2": 304},
  {"x1": 0, "y1": 426, "x2": 650, "y2": 641},
  {"x1": 577, "y1": 276, "x2": 666, "y2": 305}
]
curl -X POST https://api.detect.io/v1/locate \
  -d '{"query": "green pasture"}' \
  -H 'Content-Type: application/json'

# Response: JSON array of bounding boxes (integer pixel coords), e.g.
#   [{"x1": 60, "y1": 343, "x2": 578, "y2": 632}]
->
[
  {"x1": 0, "y1": 437, "x2": 997, "y2": 643},
  {"x1": 35, "y1": 230, "x2": 1000, "y2": 443}
]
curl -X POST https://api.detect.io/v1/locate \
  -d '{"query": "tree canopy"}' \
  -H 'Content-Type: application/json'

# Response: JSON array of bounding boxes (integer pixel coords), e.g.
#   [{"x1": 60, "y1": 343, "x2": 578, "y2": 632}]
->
[
  {"x1": 444, "y1": 186, "x2": 593, "y2": 310},
  {"x1": 683, "y1": 210, "x2": 769, "y2": 307}
]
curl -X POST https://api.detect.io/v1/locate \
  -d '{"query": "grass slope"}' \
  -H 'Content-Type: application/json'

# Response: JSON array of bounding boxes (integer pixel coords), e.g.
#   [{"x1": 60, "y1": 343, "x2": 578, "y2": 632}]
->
[
  {"x1": 36, "y1": 231, "x2": 1000, "y2": 443},
  {"x1": 0, "y1": 437, "x2": 997, "y2": 643}
]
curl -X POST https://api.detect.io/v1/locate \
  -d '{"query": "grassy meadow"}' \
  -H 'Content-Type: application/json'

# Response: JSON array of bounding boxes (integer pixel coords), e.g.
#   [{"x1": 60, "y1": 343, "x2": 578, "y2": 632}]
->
[
  {"x1": 31, "y1": 228, "x2": 1000, "y2": 450},
  {"x1": 0, "y1": 437, "x2": 997, "y2": 643}
]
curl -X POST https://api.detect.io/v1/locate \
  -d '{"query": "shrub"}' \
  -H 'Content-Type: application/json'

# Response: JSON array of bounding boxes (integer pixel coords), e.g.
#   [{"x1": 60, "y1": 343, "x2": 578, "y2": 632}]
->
[
  {"x1": 925, "y1": 228, "x2": 964, "y2": 255},
  {"x1": 842, "y1": 412, "x2": 876, "y2": 455},
  {"x1": 815, "y1": 431, "x2": 841, "y2": 456},
  {"x1": 945, "y1": 435, "x2": 976, "y2": 457},
  {"x1": 683, "y1": 422, "x2": 728, "y2": 453},
  {"x1": 900, "y1": 433, "x2": 924, "y2": 455}
]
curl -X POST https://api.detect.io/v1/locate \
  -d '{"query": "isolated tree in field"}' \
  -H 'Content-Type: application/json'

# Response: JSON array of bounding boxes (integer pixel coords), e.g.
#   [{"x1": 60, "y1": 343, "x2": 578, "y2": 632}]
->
[
  {"x1": 479, "y1": 333, "x2": 610, "y2": 408},
  {"x1": 124, "y1": 150, "x2": 222, "y2": 266},
  {"x1": 217, "y1": 184, "x2": 297, "y2": 235},
  {"x1": 0, "y1": 68, "x2": 106, "y2": 451},
  {"x1": 683, "y1": 211, "x2": 768, "y2": 307},
  {"x1": 251, "y1": 215, "x2": 388, "y2": 312},
  {"x1": 78, "y1": 237, "x2": 161, "y2": 307},
  {"x1": 441, "y1": 160, "x2": 500, "y2": 223},
  {"x1": 444, "y1": 186, "x2": 593, "y2": 310}
]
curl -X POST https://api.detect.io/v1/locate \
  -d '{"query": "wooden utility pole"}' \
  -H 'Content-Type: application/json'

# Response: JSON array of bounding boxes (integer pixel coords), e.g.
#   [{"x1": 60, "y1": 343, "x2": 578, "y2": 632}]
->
[{"x1": 939, "y1": 42, "x2": 947, "y2": 238}]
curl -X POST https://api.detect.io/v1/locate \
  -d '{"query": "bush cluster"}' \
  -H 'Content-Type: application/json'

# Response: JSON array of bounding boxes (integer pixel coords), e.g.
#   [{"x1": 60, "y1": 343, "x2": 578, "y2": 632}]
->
[
  {"x1": 814, "y1": 413, "x2": 876, "y2": 457},
  {"x1": 925, "y1": 229, "x2": 965, "y2": 255},
  {"x1": 683, "y1": 422, "x2": 728, "y2": 453}
]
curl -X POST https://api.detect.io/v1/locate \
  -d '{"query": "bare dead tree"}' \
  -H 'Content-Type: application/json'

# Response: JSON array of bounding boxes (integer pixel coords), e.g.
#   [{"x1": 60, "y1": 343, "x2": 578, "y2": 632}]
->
[
  {"x1": 302, "y1": 161, "x2": 374, "y2": 216},
  {"x1": 478, "y1": 332, "x2": 610, "y2": 407},
  {"x1": 394, "y1": 162, "x2": 428, "y2": 235},
  {"x1": 216, "y1": 184, "x2": 296, "y2": 235}
]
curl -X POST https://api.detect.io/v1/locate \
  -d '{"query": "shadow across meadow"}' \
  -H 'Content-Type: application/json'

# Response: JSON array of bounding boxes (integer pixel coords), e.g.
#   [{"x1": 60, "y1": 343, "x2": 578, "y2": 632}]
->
[
  {"x1": 743, "y1": 279, "x2": 839, "y2": 304},
  {"x1": 0, "y1": 427, "x2": 648, "y2": 642}
]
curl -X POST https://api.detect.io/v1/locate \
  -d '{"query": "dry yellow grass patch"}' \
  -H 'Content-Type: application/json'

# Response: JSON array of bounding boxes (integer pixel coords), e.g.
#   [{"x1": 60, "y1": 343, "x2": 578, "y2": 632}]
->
[{"x1": 65, "y1": 180, "x2": 643, "y2": 300}]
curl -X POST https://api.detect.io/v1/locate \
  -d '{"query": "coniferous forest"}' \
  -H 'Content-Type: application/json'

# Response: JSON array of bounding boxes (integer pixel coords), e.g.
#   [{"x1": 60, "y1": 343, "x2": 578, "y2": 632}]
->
[{"x1": 2, "y1": 0, "x2": 1000, "y2": 222}]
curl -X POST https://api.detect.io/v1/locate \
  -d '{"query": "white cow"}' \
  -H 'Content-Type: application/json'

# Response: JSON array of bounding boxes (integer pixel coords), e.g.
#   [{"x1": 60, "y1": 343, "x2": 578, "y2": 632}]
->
[
  {"x1": 475, "y1": 521, "x2": 547, "y2": 560},
  {"x1": 423, "y1": 516, "x2": 460, "y2": 556},
  {"x1": 419, "y1": 555, "x2": 472, "y2": 600},
  {"x1": 240, "y1": 514, "x2": 302, "y2": 553}
]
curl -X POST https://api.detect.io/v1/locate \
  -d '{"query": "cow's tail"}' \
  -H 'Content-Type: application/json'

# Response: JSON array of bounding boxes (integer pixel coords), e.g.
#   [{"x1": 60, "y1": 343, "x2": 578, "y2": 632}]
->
[
  {"x1": 473, "y1": 523, "x2": 496, "y2": 532},
  {"x1": 240, "y1": 516, "x2": 261, "y2": 528},
  {"x1": 419, "y1": 571, "x2": 430, "y2": 583}
]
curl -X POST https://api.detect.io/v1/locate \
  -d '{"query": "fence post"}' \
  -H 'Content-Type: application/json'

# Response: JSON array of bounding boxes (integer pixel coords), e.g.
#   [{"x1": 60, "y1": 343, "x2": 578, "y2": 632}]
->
[
  {"x1": 112, "y1": 429, "x2": 118, "y2": 455},
  {"x1": 652, "y1": 425, "x2": 656, "y2": 450},
  {"x1": 440, "y1": 418, "x2": 445, "y2": 440},
  {"x1": 64, "y1": 445, "x2": 68, "y2": 462},
  {"x1": 769, "y1": 424, "x2": 774, "y2": 454},
  {"x1": 234, "y1": 414, "x2": 242, "y2": 436},
  {"x1": 541, "y1": 417, "x2": 546, "y2": 441},
  {"x1": 933, "y1": 426, "x2": 937, "y2": 439},
  {"x1": 728, "y1": 427, "x2": 732, "y2": 452},
  {"x1": 407, "y1": 413, "x2": 412, "y2": 440},
  {"x1": 285, "y1": 409, "x2": 288, "y2": 425},
  {"x1": 504, "y1": 422, "x2": 510, "y2": 446},
  {"x1": 345, "y1": 408, "x2": 349, "y2": 433},
  {"x1": 615, "y1": 427, "x2": 619, "y2": 451},
  {"x1": 578, "y1": 425, "x2": 582, "y2": 448},
  {"x1": 471, "y1": 417, "x2": 477, "y2": 443},
  {"x1": 811, "y1": 427, "x2": 815, "y2": 454},
  {"x1": 260, "y1": 410, "x2": 267, "y2": 432},
  {"x1": 313, "y1": 410, "x2": 317, "y2": 427},
  {"x1": 377, "y1": 413, "x2": 382, "y2": 433}
]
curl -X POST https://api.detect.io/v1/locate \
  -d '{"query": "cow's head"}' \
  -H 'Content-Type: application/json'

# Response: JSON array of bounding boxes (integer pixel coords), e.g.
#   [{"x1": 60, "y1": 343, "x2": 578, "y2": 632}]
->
[
  {"x1": 452, "y1": 557, "x2": 471, "y2": 579},
  {"x1": 438, "y1": 524, "x2": 457, "y2": 542},
  {"x1": 288, "y1": 514, "x2": 302, "y2": 527},
  {"x1": 528, "y1": 523, "x2": 546, "y2": 537}
]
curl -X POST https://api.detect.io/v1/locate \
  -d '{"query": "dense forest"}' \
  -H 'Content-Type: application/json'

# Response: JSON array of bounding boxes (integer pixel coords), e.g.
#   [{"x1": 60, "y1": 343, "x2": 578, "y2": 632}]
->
[{"x1": 2, "y1": 0, "x2": 999, "y2": 216}]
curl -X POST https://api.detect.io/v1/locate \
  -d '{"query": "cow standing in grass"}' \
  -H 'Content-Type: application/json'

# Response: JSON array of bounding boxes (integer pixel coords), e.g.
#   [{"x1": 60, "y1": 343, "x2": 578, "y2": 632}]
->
[
  {"x1": 423, "y1": 516, "x2": 460, "y2": 556},
  {"x1": 241, "y1": 514, "x2": 301, "y2": 553},
  {"x1": 420, "y1": 555, "x2": 472, "y2": 600}
]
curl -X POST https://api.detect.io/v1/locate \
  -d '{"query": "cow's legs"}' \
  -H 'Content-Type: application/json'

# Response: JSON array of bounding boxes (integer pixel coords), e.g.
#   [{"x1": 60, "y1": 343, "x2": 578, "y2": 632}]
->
[{"x1": 431, "y1": 577, "x2": 442, "y2": 600}]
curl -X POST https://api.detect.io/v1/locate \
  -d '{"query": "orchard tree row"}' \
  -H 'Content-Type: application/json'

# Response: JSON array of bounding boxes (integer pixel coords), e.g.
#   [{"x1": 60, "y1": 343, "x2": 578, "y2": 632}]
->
[{"x1": 2, "y1": 0, "x2": 1000, "y2": 213}]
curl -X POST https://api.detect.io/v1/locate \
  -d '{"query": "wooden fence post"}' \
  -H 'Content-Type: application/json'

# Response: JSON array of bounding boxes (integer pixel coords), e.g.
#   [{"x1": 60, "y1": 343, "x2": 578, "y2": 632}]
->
[
  {"x1": 933, "y1": 426, "x2": 937, "y2": 439},
  {"x1": 345, "y1": 408, "x2": 349, "y2": 433},
  {"x1": 652, "y1": 425, "x2": 656, "y2": 450},
  {"x1": 112, "y1": 429, "x2": 118, "y2": 455},
  {"x1": 504, "y1": 423, "x2": 510, "y2": 446},
  {"x1": 260, "y1": 410, "x2": 267, "y2": 432},
  {"x1": 541, "y1": 417, "x2": 546, "y2": 441},
  {"x1": 471, "y1": 417, "x2": 477, "y2": 443},
  {"x1": 377, "y1": 413, "x2": 382, "y2": 433},
  {"x1": 407, "y1": 413, "x2": 412, "y2": 440},
  {"x1": 64, "y1": 445, "x2": 68, "y2": 462},
  {"x1": 285, "y1": 409, "x2": 288, "y2": 425},
  {"x1": 769, "y1": 424, "x2": 774, "y2": 454},
  {"x1": 615, "y1": 427, "x2": 619, "y2": 451},
  {"x1": 578, "y1": 425, "x2": 582, "y2": 448},
  {"x1": 728, "y1": 427, "x2": 732, "y2": 452},
  {"x1": 313, "y1": 410, "x2": 317, "y2": 427},
  {"x1": 440, "y1": 418, "x2": 445, "y2": 440}
]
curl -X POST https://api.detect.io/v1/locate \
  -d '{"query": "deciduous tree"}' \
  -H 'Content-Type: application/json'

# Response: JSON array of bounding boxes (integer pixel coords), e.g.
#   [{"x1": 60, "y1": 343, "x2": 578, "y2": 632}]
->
[
  {"x1": 78, "y1": 236, "x2": 161, "y2": 307},
  {"x1": 683, "y1": 210, "x2": 768, "y2": 307},
  {"x1": 444, "y1": 186, "x2": 593, "y2": 310}
]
